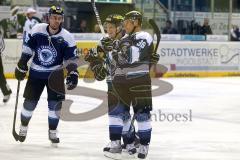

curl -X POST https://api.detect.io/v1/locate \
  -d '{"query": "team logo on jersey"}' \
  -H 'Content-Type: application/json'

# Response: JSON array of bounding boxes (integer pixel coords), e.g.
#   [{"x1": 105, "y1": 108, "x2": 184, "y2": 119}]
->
[
  {"x1": 37, "y1": 46, "x2": 57, "y2": 66},
  {"x1": 136, "y1": 40, "x2": 146, "y2": 49}
]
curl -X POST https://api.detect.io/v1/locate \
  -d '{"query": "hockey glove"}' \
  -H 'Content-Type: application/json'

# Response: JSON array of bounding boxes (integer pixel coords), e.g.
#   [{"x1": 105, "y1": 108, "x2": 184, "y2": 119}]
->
[
  {"x1": 118, "y1": 34, "x2": 134, "y2": 53},
  {"x1": 117, "y1": 51, "x2": 129, "y2": 66},
  {"x1": 101, "y1": 37, "x2": 114, "y2": 52},
  {"x1": 66, "y1": 70, "x2": 79, "y2": 90},
  {"x1": 84, "y1": 48, "x2": 98, "y2": 63},
  {"x1": 150, "y1": 52, "x2": 160, "y2": 65},
  {"x1": 15, "y1": 61, "x2": 28, "y2": 81},
  {"x1": 92, "y1": 64, "x2": 107, "y2": 81}
]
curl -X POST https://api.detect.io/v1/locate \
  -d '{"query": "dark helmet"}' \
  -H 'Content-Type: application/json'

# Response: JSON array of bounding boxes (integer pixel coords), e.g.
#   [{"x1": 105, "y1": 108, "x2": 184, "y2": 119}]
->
[
  {"x1": 49, "y1": 6, "x2": 64, "y2": 16},
  {"x1": 124, "y1": 11, "x2": 142, "y2": 24},
  {"x1": 105, "y1": 14, "x2": 124, "y2": 26}
]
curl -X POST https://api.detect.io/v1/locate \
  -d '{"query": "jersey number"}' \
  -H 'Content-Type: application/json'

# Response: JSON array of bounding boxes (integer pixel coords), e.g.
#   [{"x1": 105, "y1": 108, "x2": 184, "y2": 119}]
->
[{"x1": 136, "y1": 40, "x2": 146, "y2": 49}]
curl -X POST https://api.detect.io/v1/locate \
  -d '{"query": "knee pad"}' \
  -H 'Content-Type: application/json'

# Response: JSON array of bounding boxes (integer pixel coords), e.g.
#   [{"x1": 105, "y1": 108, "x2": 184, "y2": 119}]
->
[
  {"x1": 21, "y1": 99, "x2": 38, "y2": 118},
  {"x1": 108, "y1": 103, "x2": 128, "y2": 117},
  {"x1": 122, "y1": 111, "x2": 131, "y2": 134},
  {"x1": 48, "y1": 101, "x2": 62, "y2": 111},
  {"x1": 23, "y1": 99, "x2": 38, "y2": 111},
  {"x1": 108, "y1": 106, "x2": 128, "y2": 127},
  {"x1": 136, "y1": 112, "x2": 152, "y2": 132},
  {"x1": 48, "y1": 101, "x2": 62, "y2": 119},
  {"x1": 136, "y1": 112, "x2": 151, "y2": 122}
]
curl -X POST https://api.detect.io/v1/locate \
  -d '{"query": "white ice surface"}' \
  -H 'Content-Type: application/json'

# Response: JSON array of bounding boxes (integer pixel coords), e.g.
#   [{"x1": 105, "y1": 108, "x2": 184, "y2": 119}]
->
[{"x1": 0, "y1": 78, "x2": 240, "y2": 160}]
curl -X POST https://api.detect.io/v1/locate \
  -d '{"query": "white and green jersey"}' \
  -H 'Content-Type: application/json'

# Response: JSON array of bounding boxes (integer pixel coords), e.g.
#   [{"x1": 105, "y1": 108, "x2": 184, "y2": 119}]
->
[
  {"x1": 98, "y1": 36, "x2": 118, "y2": 82},
  {"x1": 114, "y1": 31, "x2": 154, "y2": 78}
]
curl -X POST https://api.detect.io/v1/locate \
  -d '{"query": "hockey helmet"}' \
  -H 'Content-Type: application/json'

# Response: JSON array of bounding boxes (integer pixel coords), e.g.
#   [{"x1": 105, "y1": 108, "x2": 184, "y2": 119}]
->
[
  {"x1": 124, "y1": 11, "x2": 142, "y2": 24},
  {"x1": 105, "y1": 14, "x2": 124, "y2": 26},
  {"x1": 49, "y1": 6, "x2": 64, "y2": 16}
]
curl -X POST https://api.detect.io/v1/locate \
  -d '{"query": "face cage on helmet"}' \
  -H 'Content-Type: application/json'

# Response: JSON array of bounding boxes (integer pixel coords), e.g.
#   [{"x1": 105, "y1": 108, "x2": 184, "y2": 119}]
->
[
  {"x1": 104, "y1": 21, "x2": 123, "y2": 30},
  {"x1": 47, "y1": 14, "x2": 65, "y2": 29},
  {"x1": 48, "y1": 13, "x2": 64, "y2": 22},
  {"x1": 125, "y1": 17, "x2": 142, "y2": 25},
  {"x1": 104, "y1": 21, "x2": 123, "y2": 38},
  {"x1": 124, "y1": 17, "x2": 142, "y2": 35}
]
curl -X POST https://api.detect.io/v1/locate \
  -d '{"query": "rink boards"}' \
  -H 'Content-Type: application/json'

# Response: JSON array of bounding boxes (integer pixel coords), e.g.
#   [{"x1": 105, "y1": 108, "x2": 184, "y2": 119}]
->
[{"x1": 2, "y1": 39, "x2": 240, "y2": 78}]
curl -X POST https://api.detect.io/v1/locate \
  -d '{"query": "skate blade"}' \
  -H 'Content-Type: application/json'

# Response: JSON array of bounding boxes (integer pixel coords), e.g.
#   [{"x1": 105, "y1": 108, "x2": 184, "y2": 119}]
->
[
  {"x1": 104, "y1": 152, "x2": 122, "y2": 160},
  {"x1": 51, "y1": 143, "x2": 58, "y2": 148},
  {"x1": 122, "y1": 152, "x2": 137, "y2": 160},
  {"x1": 137, "y1": 157, "x2": 148, "y2": 160},
  {"x1": 137, "y1": 155, "x2": 149, "y2": 160}
]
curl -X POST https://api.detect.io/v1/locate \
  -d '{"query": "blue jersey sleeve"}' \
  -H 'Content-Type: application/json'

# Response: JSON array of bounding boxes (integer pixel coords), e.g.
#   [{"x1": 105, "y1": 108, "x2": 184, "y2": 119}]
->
[
  {"x1": 63, "y1": 33, "x2": 79, "y2": 72},
  {"x1": 20, "y1": 31, "x2": 37, "y2": 64},
  {"x1": 63, "y1": 34, "x2": 78, "y2": 60}
]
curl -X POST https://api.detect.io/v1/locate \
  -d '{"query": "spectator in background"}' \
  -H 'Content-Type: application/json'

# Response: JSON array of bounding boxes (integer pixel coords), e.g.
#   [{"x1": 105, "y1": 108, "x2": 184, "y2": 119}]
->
[
  {"x1": 189, "y1": 20, "x2": 202, "y2": 35},
  {"x1": 78, "y1": 19, "x2": 88, "y2": 33},
  {"x1": 162, "y1": 20, "x2": 178, "y2": 34},
  {"x1": 230, "y1": 25, "x2": 240, "y2": 41},
  {"x1": 0, "y1": 30, "x2": 12, "y2": 103},
  {"x1": 200, "y1": 18, "x2": 212, "y2": 35},
  {"x1": 23, "y1": 8, "x2": 40, "y2": 36},
  {"x1": 8, "y1": 6, "x2": 19, "y2": 38},
  {"x1": 94, "y1": 24, "x2": 101, "y2": 33}
]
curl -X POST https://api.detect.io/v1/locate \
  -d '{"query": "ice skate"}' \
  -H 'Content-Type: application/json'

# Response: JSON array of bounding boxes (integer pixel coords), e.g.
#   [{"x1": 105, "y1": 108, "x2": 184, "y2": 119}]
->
[
  {"x1": 103, "y1": 140, "x2": 122, "y2": 160},
  {"x1": 122, "y1": 133, "x2": 140, "y2": 151},
  {"x1": 19, "y1": 125, "x2": 28, "y2": 142},
  {"x1": 3, "y1": 87, "x2": 12, "y2": 103},
  {"x1": 138, "y1": 145, "x2": 149, "y2": 159},
  {"x1": 122, "y1": 142, "x2": 137, "y2": 159},
  {"x1": 48, "y1": 130, "x2": 59, "y2": 147}
]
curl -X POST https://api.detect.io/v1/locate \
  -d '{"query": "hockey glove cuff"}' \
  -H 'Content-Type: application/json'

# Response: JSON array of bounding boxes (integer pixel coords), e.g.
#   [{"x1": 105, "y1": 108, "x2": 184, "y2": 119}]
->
[
  {"x1": 92, "y1": 64, "x2": 107, "y2": 81},
  {"x1": 66, "y1": 70, "x2": 79, "y2": 90},
  {"x1": 15, "y1": 60, "x2": 28, "y2": 81},
  {"x1": 150, "y1": 52, "x2": 160, "y2": 65}
]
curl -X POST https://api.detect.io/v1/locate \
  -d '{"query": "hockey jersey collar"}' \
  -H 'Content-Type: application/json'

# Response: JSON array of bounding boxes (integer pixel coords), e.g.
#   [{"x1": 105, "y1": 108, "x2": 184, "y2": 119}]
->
[{"x1": 46, "y1": 24, "x2": 62, "y2": 36}]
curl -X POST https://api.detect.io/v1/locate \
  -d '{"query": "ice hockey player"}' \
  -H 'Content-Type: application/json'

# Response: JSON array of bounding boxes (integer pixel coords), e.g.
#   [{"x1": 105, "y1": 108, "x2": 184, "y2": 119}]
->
[
  {"x1": 84, "y1": 14, "x2": 140, "y2": 159},
  {"x1": 23, "y1": 8, "x2": 40, "y2": 36},
  {"x1": 104, "y1": 10, "x2": 159, "y2": 159},
  {"x1": 0, "y1": 29, "x2": 12, "y2": 103},
  {"x1": 14, "y1": 6, "x2": 79, "y2": 146}
]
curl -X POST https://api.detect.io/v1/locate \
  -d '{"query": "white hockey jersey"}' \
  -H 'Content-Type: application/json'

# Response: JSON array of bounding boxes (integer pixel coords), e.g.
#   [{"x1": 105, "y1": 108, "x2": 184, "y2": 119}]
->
[
  {"x1": 114, "y1": 31, "x2": 154, "y2": 77},
  {"x1": 23, "y1": 17, "x2": 40, "y2": 35}
]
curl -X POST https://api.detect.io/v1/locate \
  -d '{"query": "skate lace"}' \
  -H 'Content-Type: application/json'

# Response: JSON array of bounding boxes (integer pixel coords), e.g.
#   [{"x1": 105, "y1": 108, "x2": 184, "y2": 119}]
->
[
  {"x1": 19, "y1": 126, "x2": 28, "y2": 136},
  {"x1": 107, "y1": 140, "x2": 121, "y2": 149},
  {"x1": 126, "y1": 143, "x2": 135, "y2": 151},
  {"x1": 139, "y1": 145, "x2": 148, "y2": 154},
  {"x1": 49, "y1": 130, "x2": 58, "y2": 139},
  {"x1": 3, "y1": 95, "x2": 10, "y2": 99}
]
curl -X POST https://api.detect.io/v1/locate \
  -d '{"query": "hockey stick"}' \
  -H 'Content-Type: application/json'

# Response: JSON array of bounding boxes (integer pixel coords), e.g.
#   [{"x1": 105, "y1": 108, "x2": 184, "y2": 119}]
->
[
  {"x1": 91, "y1": 0, "x2": 105, "y2": 35},
  {"x1": 12, "y1": 81, "x2": 20, "y2": 141},
  {"x1": 89, "y1": 0, "x2": 118, "y2": 82},
  {"x1": 148, "y1": 19, "x2": 166, "y2": 77},
  {"x1": 149, "y1": 19, "x2": 161, "y2": 54}
]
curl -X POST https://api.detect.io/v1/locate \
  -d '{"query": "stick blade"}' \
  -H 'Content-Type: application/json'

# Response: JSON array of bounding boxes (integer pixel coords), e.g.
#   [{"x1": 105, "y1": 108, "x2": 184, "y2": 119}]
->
[{"x1": 12, "y1": 130, "x2": 19, "y2": 141}]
